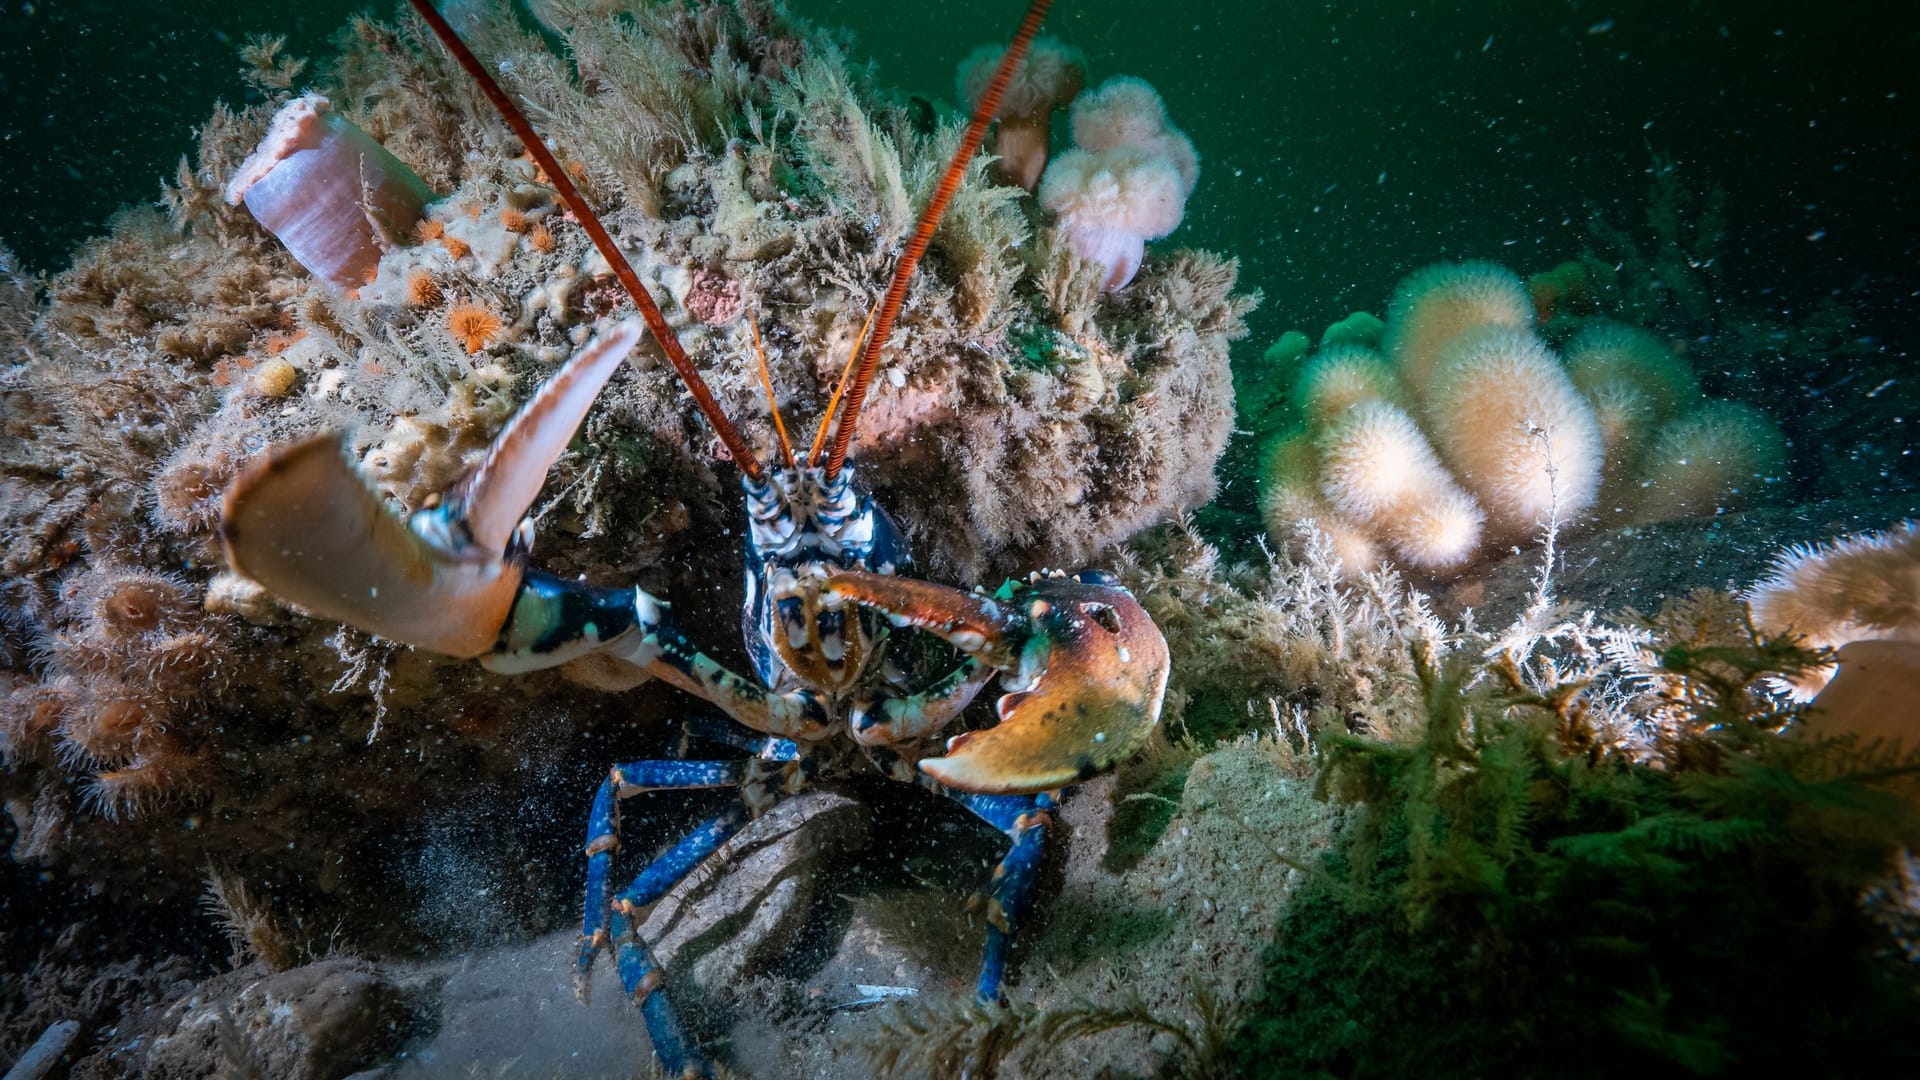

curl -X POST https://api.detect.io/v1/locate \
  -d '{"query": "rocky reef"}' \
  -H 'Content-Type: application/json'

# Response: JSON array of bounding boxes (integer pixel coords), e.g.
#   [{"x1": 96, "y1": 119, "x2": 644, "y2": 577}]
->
[{"x1": 0, "y1": 0, "x2": 1256, "y2": 1073}]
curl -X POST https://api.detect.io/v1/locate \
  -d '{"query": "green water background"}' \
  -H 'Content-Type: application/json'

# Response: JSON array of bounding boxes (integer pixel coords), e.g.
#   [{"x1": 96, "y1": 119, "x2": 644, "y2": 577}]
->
[{"x1": 3, "y1": 0, "x2": 1916, "y2": 397}]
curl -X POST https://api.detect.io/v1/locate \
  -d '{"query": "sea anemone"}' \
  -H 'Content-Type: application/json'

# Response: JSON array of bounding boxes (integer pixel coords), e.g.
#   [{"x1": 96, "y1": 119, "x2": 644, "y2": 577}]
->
[
  {"x1": 1746, "y1": 521, "x2": 1920, "y2": 699},
  {"x1": 447, "y1": 300, "x2": 502, "y2": 354},
  {"x1": 1068, "y1": 76, "x2": 1198, "y2": 192},
  {"x1": 1630, "y1": 400, "x2": 1786, "y2": 523},
  {"x1": 956, "y1": 37, "x2": 1087, "y2": 192},
  {"x1": 1038, "y1": 75, "x2": 1198, "y2": 290},
  {"x1": 1381, "y1": 261, "x2": 1535, "y2": 401},
  {"x1": 1039, "y1": 146, "x2": 1188, "y2": 290},
  {"x1": 226, "y1": 94, "x2": 436, "y2": 288},
  {"x1": 1422, "y1": 326, "x2": 1603, "y2": 542}
]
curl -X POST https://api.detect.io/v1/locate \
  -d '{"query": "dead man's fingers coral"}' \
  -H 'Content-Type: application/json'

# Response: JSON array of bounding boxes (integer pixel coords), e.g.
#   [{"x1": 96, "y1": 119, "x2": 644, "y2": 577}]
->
[
  {"x1": 1259, "y1": 431, "x2": 1384, "y2": 575},
  {"x1": 1630, "y1": 400, "x2": 1786, "y2": 524},
  {"x1": 1294, "y1": 344, "x2": 1406, "y2": 427},
  {"x1": 1422, "y1": 326, "x2": 1603, "y2": 543},
  {"x1": 1381, "y1": 261, "x2": 1535, "y2": 402},
  {"x1": 1318, "y1": 401, "x2": 1484, "y2": 573}
]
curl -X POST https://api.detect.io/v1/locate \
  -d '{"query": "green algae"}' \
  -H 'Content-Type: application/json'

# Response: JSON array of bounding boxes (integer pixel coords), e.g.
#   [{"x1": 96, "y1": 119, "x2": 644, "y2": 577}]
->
[{"x1": 1230, "y1": 636, "x2": 1920, "y2": 1078}]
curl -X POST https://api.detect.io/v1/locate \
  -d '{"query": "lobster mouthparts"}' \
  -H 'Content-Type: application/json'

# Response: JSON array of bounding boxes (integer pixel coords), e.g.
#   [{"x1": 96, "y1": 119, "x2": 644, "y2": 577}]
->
[{"x1": 825, "y1": 570, "x2": 1169, "y2": 794}]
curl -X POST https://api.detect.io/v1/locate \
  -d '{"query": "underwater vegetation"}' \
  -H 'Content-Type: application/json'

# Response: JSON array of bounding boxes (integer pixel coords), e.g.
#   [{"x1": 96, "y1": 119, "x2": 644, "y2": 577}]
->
[{"x1": 1229, "y1": 599, "x2": 1920, "y2": 1078}]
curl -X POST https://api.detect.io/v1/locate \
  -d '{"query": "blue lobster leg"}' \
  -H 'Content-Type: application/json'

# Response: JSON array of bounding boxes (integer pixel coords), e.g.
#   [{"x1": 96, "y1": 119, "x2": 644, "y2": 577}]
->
[
  {"x1": 679, "y1": 715, "x2": 801, "y2": 761},
  {"x1": 606, "y1": 802, "x2": 755, "y2": 1078},
  {"x1": 948, "y1": 790, "x2": 1056, "y2": 1003},
  {"x1": 578, "y1": 761, "x2": 750, "y2": 999}
]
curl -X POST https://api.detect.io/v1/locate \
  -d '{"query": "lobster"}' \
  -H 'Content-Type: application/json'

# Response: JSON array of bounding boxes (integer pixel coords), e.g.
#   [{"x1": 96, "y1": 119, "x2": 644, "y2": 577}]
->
[{"x1": 218, "y1": 0, "x2": 1169, "y2": 1073}]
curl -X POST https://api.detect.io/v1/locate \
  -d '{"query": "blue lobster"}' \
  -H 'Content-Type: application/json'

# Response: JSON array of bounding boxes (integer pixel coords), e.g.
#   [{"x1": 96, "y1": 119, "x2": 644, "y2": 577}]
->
[{"x1": 218, "y1": 1, "x2": 1168, "y2": 1074}]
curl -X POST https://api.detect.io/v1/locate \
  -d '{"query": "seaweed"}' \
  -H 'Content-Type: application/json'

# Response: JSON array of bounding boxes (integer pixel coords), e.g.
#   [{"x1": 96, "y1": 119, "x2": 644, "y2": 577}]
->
[{"x1": 1230, "y1": 618, "x2": 1920, "y2": 1078}]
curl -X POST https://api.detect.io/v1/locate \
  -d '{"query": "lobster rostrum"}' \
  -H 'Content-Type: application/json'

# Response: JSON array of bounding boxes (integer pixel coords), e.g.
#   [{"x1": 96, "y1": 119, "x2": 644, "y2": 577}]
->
[{"x1": 219, "y1": 0, "x2": 1168, "y2": 1071}]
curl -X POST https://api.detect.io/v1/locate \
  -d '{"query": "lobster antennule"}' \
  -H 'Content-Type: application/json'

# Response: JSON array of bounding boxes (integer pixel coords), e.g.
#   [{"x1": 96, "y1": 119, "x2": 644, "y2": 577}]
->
[
  {"x1": 749, "y1": 311, "x2": 797, "y2": 470},
  {"x1": 404, "y1": 0, "x2": 764, "y2": 481},
  {"x1": 822, "y1": 0, "x2": 1054, "y2": 480},
  {"x1": 809, "y1": 302, "x2": 875, "y2": 468}
]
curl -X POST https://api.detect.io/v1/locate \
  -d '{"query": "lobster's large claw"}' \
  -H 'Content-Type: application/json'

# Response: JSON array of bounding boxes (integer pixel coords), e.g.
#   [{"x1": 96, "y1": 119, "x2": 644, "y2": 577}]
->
[
  {"x1": 220, "y1": 321, "x2": 644, "y2": 657},
  {"x1": 824, "y1": 570, "x2": 1169, "y2": 794},
  {"x1": 220, "y1": 434, "x2": 522, "y2": 657}
]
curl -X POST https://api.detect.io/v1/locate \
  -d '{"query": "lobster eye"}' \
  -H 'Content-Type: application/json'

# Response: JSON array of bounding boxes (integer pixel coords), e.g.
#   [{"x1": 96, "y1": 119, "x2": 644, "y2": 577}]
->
[{"x1": 1071, "y1": 569, "x2": 1120, "y2": 587}]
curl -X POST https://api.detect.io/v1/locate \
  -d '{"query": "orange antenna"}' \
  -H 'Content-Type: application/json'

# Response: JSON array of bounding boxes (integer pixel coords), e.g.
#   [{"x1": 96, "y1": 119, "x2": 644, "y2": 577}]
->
[
  {"x1": 809, "y1": 303, "x2": 877, "y2": 468},
  {"x1": 749, "y1": 311, "x2": 796, "y2": 470},
  {"x1": 823, "y1": 0, "x2": 1053, "y2": 480},
  {"x1": 406, "y1": 0, "x2": 764, "y2": 482}
]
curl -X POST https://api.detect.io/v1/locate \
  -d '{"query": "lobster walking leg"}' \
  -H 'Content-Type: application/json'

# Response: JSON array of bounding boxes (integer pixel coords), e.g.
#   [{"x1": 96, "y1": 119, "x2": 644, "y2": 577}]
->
[
  {"x1": 947, "y1": 790, "x2": 1055, "y2": 1003},
  {"x1": 578, "y1": 759, "x2": 752, "y2": 998},
  {"x1": 589, "y1": 801, "x2": 758, "y2": 1077}
]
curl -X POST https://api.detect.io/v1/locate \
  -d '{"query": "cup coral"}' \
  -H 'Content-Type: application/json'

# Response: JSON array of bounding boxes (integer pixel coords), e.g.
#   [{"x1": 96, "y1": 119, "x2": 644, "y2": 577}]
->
[
  {"x1": 1039, "y1": 76, "x2": 1198, "y2": 290},
  {"x1": 1745, "y1": 520, "x2": 1920, "y2": 699},
  {"x1": 226, "y1": 94, "x2": 437, "y2": 288},
  {"x1": 956, "y1": 37, "x2": 1087, "y2": 192}
]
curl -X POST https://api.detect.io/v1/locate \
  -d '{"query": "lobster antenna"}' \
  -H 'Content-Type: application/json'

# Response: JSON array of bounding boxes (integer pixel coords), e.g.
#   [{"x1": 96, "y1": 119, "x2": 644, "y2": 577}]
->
[
  {"x1": 809, "y1": 303, "x2": 876, "y2": 468},
  {"x1": 749, "y1": 311, "x2": 797, "y2": 470},
  {"x1": 822, "y1": 0, "x2": 1054, "y2": 481},
  {"x1": 405, "y1": 0, "x2": 764, "y2": 481}
]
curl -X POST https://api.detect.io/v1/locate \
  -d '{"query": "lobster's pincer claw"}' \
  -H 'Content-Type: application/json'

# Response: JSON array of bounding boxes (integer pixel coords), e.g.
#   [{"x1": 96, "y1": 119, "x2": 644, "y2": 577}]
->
[
  {"x1": 824, "y1": 570, "x2": 1170, "y2": 795},
  {"x1": 221, "y1": 434, "x2": 524, "y2": 657},
  {"x1": 220, "y1": 322, "x2": 645, "y2": 659}
]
